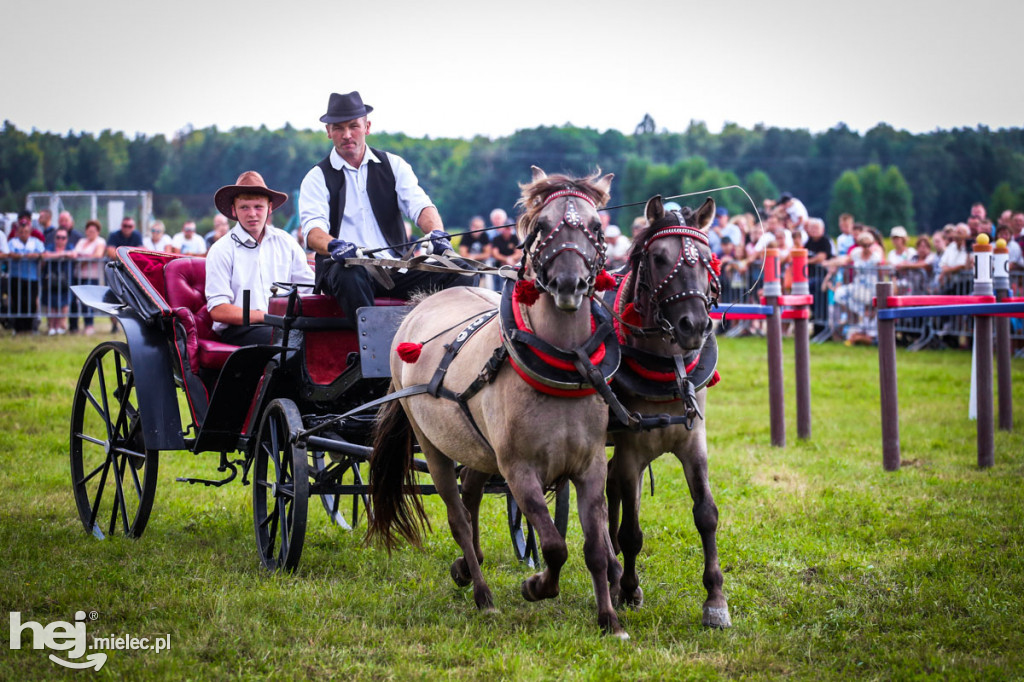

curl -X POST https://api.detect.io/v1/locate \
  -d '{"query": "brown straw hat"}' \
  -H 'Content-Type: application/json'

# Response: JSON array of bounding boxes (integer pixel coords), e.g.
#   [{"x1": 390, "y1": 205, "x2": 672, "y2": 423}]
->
[{"x1": 214, "y1": 171, "x2": 288, "y2": 218}]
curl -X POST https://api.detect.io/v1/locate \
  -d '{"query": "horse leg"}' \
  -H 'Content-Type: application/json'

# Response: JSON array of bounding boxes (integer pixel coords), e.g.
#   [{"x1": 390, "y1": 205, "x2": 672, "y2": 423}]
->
[
  {"x1": 449, "y1": 467, "x2": 489, "y2": 587},
  {"x1": 677, "y1": 447, "x2": 731, "y2": 628},
  {"x1": 574, "y1": 454, "x2": 628, "y2": 639},
  {"x1": 606, "y1": 456, "x2": 623, "y2": 556},
  {"x1": 425, "y1": 448, "x2": 495, "y2": 612},
  {"x1": 607, "y1": 449, "x2": 645, "y2": 608},
  {"x1": 504, "y1": 472, "x2": 567, "y2": 603}
]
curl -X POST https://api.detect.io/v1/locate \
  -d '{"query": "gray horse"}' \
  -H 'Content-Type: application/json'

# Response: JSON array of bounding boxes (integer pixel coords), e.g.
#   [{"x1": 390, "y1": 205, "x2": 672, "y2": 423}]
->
[
  {"x1": 369, "y1": 168, "x2": 630, "y2": 638},
  {"x1": 605, "y1": 195, "x2": 731, "y2": 628}
]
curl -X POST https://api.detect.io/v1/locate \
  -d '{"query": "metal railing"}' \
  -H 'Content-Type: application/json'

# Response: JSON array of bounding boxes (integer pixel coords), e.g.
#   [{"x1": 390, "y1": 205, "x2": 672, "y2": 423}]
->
[
  {"x1": 715, "y1": 258, "x2": 1024, "y2": 351},
  {"x1": 0, "y1": 256, "x2": 108, "y2": 333}
]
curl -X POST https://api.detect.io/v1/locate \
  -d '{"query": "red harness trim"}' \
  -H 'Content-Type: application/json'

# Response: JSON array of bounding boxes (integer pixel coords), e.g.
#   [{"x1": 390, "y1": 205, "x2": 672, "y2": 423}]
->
[
  {"x1": 506, "y1": 358, "x2": 603, "y2": 397},
  {"x1": 624, "y1": 354, "x2": 698, "y2": 382},
  {"x1": 511, "y1": 281, "x2": 606, "y2": 370}
]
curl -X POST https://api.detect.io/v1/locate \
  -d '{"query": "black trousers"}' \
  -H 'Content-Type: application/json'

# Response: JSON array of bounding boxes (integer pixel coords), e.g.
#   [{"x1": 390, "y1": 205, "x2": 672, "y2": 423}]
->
[
  {"x1": 219, "y1": 324, "x2": 274, "y2": 346},
  {"x1": 320, "y1": 263, "x2": 477, "y2": 320}
]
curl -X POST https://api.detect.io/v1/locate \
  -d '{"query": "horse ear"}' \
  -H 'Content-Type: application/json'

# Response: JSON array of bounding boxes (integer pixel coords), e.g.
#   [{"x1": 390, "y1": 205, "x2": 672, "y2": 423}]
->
[
  {"x1": 695, "y1": 197, "x2": 716, "y2": 230},
  {"x1": 531, "y1": 166, "x2": 547, "y2": 182},
  {"x1": 645, "y1": 195, "x2": 665, "y2": 225},
  {"x1": 594, "y1": 172, "x2": 614, "y2": 197}
]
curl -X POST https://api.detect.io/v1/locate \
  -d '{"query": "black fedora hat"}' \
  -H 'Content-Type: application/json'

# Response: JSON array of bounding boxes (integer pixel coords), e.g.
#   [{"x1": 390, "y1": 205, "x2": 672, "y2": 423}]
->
[{"x1": 320, "y1": 91, "x2": 374, "y2": 124}]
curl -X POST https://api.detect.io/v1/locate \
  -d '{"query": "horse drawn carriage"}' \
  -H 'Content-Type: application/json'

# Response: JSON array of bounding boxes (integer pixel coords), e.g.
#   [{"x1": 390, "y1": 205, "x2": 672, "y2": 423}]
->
[
  {"x1": 69, "y1": 245, "x2": 566, "y2": 572},
  {"x1": 68, "y1": 171, "x2": 731, "y2": 636}
]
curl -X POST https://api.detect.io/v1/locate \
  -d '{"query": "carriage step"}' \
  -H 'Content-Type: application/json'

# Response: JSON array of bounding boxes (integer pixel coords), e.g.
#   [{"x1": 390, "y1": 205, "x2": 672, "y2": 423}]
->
[{"x1": 175, "y1": 456, "x2": 245, "y2": 487}]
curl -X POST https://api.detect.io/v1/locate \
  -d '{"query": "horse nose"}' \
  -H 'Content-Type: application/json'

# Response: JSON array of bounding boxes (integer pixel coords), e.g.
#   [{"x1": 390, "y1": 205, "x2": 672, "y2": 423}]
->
[{"x1": 678, "y1": 316, "x2": 697, "y2": 337}]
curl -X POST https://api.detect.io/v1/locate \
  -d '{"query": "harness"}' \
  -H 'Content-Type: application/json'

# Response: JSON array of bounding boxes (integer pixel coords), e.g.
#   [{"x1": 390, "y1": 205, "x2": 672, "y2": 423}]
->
[
  {"x1": 606, "y1": 218, "x2": 722, "y2": 430},
  {"x1": 631, "y1": 222, "x2": 721, "y2": 342},
  {"x1": 519, "y1": 189, "x2": 607, "y2": 296}
]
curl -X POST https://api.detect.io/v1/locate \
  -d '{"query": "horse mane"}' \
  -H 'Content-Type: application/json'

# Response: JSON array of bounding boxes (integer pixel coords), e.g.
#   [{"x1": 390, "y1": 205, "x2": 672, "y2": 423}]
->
[{"x1": 514, "y1": 171, "x2": 612, "y2": 240}]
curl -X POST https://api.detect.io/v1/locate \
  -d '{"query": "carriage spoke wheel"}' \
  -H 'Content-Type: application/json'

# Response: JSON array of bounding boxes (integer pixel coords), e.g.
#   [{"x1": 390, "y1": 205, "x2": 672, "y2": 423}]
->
[
  {"x1": 507, "y1": 485, "x2": 570, "y2": 568},
  {"x1": 310, "y1": 451, "x2": 371, "y2": 530},
  {"x1": 70, "y1": 341, "x2": 159, "y2": 540},
  {"x1": 253, "y1": 399, "x2": 309, "y2": 572}
]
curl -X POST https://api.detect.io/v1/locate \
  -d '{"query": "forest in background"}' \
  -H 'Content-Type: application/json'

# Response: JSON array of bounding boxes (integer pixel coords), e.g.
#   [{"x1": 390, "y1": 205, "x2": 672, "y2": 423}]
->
[{"x1": 2, "y1": 117, "x2": 1023, "y2": 236}]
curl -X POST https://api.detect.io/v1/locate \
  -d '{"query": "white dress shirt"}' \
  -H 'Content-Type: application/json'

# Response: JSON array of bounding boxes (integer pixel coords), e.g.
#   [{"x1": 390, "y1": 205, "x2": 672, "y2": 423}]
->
[
  {"x1": 299, "y1": 147, "x2": 434, "y2": 251},
  {"x1": 205, "y1": 224, "x2": 315, "y2": 333}
]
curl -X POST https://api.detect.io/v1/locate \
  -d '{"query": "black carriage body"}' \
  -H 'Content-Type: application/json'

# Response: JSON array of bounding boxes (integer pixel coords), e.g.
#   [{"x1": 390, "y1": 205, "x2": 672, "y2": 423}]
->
[{"x1": 79, "y1": 248, "x2": 407, "y2": 457}]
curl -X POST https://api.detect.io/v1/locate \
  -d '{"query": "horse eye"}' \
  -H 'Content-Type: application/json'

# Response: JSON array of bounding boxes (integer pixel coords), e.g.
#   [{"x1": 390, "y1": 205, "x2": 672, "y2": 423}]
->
[{"x1": 652, "y1": 253, "x2": 669, "y2": 268}]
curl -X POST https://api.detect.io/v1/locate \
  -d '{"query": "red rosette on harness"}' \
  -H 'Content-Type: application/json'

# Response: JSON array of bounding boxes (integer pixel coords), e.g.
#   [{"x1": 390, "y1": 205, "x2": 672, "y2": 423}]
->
[
  {"x1": 594, "y1": 269, "x2": 617, "y2": 292},
  {"x1": 396, "y1": 342, "x2": 423, "y2": 363},
  {"x1": 513, "y1": 279, "x2": 541, "y2": 307}
]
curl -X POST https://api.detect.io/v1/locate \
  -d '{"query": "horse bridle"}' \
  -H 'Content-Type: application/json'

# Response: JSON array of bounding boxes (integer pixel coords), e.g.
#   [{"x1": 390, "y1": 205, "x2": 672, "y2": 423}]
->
[
  {"x1": 633, "y1": 219, "x2": 720, "y2": 339},
  {"x1": 520, "y1": 189, "x2": 607, "y2": 294}
]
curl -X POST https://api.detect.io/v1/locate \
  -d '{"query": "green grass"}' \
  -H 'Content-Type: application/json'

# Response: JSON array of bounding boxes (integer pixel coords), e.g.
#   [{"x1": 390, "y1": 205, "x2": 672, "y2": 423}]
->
[{"x1": 1, "y1": 332, "x2": 1023, "y2": 680}]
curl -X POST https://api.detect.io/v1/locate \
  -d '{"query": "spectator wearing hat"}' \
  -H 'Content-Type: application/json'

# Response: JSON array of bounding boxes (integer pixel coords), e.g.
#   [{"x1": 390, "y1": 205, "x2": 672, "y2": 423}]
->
[
  {"x1": 887, "y1": 226, "x2": 912, "y2": 266},
  {"x1": 173, "y1": 220, "x2": 208, "y2": 256},
  {"x1": 206, "y1": 171, "x2": 315, "y2": 345},
  {"x1": 605, "y1": 224, "x2": 631, "y2": 270},
  {"x1": 775, "y1": 192, "x2": 809, "y2": 239},
  {"x1": 298, "y1": 91, "x2": 474, "y2": 320}
]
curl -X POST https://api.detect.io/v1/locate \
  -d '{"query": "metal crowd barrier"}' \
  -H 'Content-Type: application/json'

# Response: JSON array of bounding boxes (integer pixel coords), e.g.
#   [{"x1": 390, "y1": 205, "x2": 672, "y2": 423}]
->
[{"x1": 0, "y1": 256, "x2": 108, "y2": 332}]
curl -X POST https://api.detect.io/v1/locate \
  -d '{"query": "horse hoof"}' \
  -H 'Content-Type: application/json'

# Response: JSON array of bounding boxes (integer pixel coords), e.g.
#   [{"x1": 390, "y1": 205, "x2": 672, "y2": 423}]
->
[
  {"x1": 450, "y1": 559, "x2": 471, "y2": 588},
  {"x1": 702, "y1": 604, "x2": 732, "y2": 628},
  {"x1": 480, "y1": 606, "x2": 500, "y2": 616},
  {"x1": 623, "y1": 587, "x2": 644, "y2": 610},
  {"x1": 521, "y1": 579, "x2": 539, "y2": 602},
  {"x1": 609, "y1": 630, "x2": 630, "y2": 641}
]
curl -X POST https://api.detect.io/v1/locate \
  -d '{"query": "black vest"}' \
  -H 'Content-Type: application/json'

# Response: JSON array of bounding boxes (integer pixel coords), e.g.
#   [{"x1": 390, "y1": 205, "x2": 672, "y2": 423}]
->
[{"x1": 313, "y1": 146, "x2": 408, "y2": 289}]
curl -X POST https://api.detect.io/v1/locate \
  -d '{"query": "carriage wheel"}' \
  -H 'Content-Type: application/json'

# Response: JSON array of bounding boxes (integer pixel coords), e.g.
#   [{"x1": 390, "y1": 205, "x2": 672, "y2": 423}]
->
[
  {"x1": 507, "y1": 485, "x2": 571, "y2": 567},
  {"x1": 70, "y1": 341, "x2": 159, "y2": 540},
  {"x1": 310, "y1": 451, "x2": 371, "y2": 530},
  {"x1": 253, "y1": 399, "x2": 309, "y2": 572}
]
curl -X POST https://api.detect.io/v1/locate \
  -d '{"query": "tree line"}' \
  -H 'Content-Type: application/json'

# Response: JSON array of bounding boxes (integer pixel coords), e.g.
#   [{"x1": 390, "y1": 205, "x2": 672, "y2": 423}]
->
[{"x1": 2, "y1": 118, "x2": 1022, "y2": 236}]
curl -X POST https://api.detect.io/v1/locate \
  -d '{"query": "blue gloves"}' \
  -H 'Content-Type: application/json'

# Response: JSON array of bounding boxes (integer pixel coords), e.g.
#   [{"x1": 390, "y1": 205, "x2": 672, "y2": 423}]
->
[
  {"x1": 424, "y1": 229, "x2": 453, "y2": 255},
  {"x1": 328, "y1": 239, "x2": 358, "y2": 264}
]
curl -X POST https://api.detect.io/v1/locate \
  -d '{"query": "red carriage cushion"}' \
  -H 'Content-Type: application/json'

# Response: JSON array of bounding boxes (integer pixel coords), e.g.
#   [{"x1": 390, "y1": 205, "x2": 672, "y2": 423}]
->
[{"x1": 164, "y1": 257, "x2": 237, "y2": 370}]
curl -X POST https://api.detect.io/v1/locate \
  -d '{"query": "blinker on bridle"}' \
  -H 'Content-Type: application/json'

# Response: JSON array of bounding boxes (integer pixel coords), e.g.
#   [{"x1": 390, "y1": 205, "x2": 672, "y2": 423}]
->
[{"x1": 521, "y1": 189, "x2": 607, "y2": 293}]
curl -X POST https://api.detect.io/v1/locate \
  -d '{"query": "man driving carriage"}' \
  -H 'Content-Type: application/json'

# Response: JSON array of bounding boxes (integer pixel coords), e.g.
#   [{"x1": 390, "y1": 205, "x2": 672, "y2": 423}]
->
[
  {"x1": 298, "y1": 91, "x2": 475, "y2": 320},
  {"x1": 206, "y1": 171, "x2": 315, "y2": 345}
]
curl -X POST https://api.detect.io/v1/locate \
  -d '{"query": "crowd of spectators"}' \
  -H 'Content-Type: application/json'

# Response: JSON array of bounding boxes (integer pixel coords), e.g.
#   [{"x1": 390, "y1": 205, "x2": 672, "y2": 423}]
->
[
  {"x1": 0, "y1": 212, "x2": 233, "y2": 336},
  {"x1": 3, "y1": 197, "x2": 1024, "y2": 345}
]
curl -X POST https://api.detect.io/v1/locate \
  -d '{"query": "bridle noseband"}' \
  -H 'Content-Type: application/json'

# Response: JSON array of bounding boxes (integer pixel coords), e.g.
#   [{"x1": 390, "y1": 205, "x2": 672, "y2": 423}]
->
[
  {"x1": 521, "y1": 189, "x2": 607, "y2": 293},
  {"x1": 633, "y1": 219, "x2": 720, "y2": 339}
]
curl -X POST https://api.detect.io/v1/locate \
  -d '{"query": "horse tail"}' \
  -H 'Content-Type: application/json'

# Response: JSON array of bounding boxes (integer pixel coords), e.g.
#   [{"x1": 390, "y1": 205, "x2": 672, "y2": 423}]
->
[{"x1": 367, "y1": 388, "x2": 430, "y2": 552}]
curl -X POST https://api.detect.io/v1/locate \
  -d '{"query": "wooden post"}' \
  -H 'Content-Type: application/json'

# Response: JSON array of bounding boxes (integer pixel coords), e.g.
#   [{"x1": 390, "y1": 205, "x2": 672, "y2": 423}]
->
[
  {"x1": 972, "y1": 236, "x2": 994, "y2": 468},
  {"x1": 993, "y1": 240, "x2": 1012, "y2": 431},
  {"x1": 764, "y1": 248, "x2": 786, "y2": 447},
  {"x1": 790, "y1": 249, "x2": 811, "y2": 439},
  {"x1": 876, "y1": 282, "x2": 900, "y2": 471}
]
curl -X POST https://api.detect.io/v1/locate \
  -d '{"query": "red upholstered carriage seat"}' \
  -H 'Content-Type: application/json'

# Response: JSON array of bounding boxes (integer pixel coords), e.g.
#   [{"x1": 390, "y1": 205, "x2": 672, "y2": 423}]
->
[
  {"x1": 163, "y1": 258, "x2": 238, "y2": 370},
  {"x1": 266, "y1": 294, "x2": 407, "y2": 385}
]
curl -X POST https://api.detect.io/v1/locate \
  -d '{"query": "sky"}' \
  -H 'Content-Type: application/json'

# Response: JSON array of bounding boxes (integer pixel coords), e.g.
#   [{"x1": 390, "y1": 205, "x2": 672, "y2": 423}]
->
[{"x1": 4, "y1": 0, "x2": 1023, "y2": 141}]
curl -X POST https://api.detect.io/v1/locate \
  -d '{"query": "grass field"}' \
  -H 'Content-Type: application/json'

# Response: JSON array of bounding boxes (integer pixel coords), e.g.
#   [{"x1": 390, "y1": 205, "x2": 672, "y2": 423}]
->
[{"x1": 1, "y1": 332, "x2": 1022, "y2": 680}]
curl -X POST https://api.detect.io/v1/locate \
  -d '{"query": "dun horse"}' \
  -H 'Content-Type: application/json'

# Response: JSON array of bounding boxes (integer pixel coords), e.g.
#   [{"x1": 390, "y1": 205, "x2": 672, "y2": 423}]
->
[
  {"x1": 369, "y1": 168, "x2": 629, "y2": 637},
  {"x1": 605, "y1": 195, "x2": 731, "y2": 628}
]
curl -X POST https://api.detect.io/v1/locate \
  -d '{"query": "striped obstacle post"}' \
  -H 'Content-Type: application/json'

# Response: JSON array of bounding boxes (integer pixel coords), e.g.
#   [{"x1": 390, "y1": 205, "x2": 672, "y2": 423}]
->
[
  {"x1": 763, "y1": 248, "x2": 786, "y2": 447},
  {"x1": 993, "y1": 239, "x2": 1013, "y2": 431},
  {"x1": 972, "y1": 236, "x2": 994, "y2": 468},
  {"x1": 790, "y1": 248, "x2": 812, "y2": 440}
]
